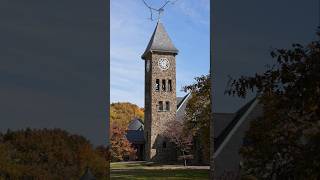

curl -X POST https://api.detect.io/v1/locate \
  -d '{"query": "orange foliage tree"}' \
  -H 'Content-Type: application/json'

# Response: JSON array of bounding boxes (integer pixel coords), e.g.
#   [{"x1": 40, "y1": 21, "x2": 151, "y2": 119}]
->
[{"x1": 110, "y1": 124, "x2": 136, "y2": 161}]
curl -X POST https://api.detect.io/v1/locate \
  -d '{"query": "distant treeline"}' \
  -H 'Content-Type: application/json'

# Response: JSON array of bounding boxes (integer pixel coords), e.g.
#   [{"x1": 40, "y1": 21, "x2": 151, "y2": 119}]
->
[
  {"x1": 110, "y1": 102, "x2": 144, "y2": 128},
  {"x1": 0, "y1": 128, "x2": 109, "y2": 179}
]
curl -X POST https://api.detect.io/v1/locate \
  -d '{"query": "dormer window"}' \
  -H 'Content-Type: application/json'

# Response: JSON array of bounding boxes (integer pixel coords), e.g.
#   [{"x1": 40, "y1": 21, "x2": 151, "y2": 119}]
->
[{"x1": 162, "y1": 79, "x2": 166, "y2": 91}]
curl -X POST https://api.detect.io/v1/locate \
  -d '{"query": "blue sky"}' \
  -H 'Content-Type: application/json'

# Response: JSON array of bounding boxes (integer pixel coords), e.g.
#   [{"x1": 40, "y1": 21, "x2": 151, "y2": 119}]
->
[{"x1": 110, "y1": 0, "x2": 210, "y2": 107}]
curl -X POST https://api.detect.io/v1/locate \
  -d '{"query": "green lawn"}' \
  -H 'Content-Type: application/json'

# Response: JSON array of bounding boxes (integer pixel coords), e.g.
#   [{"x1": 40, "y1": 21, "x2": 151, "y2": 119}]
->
[{"x1": 110, "y1": 162, "x2": 209, "y2": 180}]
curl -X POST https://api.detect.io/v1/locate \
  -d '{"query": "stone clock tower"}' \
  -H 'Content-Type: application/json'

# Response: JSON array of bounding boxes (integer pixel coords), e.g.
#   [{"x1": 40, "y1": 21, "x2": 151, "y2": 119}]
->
[{"x1": 141, "y1": 22, "x2": 179, "y2": 162}]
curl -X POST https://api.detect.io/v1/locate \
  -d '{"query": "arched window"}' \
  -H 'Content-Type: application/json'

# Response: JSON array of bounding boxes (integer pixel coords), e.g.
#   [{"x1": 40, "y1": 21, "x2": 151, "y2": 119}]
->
[
  {"x1": 158, "y1": 101, "x2": 163, "y2": 111},
  {"x1": 168, "y1": 79, "x2": 172, "y2": 92},
  {"x1": 165, "y1": 101, "x2": 170, "y2": 111},
  {"x1": 162, "y1": 79, "x2": 166, "y2": 91}
]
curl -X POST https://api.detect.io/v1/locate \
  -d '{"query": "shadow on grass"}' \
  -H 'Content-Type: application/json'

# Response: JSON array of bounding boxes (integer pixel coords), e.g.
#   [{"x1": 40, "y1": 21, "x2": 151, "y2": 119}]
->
[{"x1": 111, "y1": 169, "x2": 209, "y2": 180}]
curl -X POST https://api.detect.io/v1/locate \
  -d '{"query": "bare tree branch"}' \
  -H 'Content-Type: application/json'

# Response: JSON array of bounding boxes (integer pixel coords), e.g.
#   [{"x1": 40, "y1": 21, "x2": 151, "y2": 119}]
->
[
  {"x1": 142, "y1": 0, "x2": 158, "y2": 11},
  {"x1": 159, "y1": 1, "x2": 170, "y2": 10},
  {"x1": 142, "y1": 0, "x2": 179, "y2": 21}
]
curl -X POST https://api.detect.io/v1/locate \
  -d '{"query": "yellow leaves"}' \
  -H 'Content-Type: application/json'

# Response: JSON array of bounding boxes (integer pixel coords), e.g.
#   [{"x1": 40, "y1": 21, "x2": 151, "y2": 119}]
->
[{"x1": 110, "y1": 102, "x2": 144, "y2": 128}]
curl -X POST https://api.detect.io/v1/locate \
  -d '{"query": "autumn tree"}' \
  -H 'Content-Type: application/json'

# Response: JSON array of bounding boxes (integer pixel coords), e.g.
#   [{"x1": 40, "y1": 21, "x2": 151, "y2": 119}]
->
[
  {"x1": 226, "y1": 31, "x2": 320, "y2": 179},
  {"x1": 183, "y1": 74, "x2": 211, "y2": 163},
  {"x1": 164, "y1": 120, "x2": 193, "y2": 166},
  {"x1": 0, "y1": 128, "x2": 108, "y2": 179},
  {"x1": 110, "y1": 124, "x2": 136, "y2": 162},
  {"x1": 95, "y1": 145, "x2": 110, "y2": 178},
  {"x1": 109, "y1": 102, "x2": 142, "y2": 162},
  {"x1": 110, "y1": 102, "x2": 144, "y2": 128}
]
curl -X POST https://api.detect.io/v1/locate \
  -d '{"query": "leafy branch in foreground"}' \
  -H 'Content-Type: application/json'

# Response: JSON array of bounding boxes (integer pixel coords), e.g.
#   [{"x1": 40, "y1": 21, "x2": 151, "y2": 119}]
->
[{"x1": 226, "y1": 31, "x2": 320, "y2": 179}]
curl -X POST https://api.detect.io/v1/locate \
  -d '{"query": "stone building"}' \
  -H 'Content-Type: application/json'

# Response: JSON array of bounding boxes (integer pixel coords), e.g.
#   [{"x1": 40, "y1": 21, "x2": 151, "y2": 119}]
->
[
  {"x1": 125, "y1": 22, "x2": 264, "y2": 177},
  {"x1": 141, "y1": 22, "x2": 179, "y2": 162},
  {"x1": 126, "y1": 93, "x2": 192, "y2": 162},
  {"x1": 126, "y1": 118, "x2": 145, "y2": 161}
]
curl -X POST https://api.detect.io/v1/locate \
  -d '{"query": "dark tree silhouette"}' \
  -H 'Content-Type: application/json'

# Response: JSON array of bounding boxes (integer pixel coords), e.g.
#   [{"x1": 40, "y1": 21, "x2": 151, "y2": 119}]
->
[
  {"x1": 226, "y1": 31, "x2": 320, "y2": 179},
  {"x1": 183, "y1": 74, "x2": 211, "y2": 164}
]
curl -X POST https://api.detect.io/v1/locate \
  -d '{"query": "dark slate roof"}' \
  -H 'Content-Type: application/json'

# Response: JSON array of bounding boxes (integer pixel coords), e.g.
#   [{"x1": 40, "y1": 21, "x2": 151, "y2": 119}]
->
[
  {"x1": 80, "y1": 168, "x2": 96, "y2": 180},
  {"x1": 141, "y1": 22, "x2": 178, "y2": 60},
  {"x1": 126, "y1": 130, "x2": 145, "y2": 144},
  {"x1": 214, "y1": 98, "x2": 257, "y2": 151},
  {"x1": 128, "y1": 118, "x2": 144, "y2": 131}
]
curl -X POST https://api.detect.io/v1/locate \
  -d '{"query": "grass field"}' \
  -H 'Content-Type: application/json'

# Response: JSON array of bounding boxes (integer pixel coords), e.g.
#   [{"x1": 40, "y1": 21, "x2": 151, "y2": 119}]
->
[{"x1": 110, "y1": 162, "x2": 209, "y2": 180}]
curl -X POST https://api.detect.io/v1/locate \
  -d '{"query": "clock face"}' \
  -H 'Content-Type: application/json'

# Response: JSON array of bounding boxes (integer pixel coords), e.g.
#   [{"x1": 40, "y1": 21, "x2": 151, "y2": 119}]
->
[{"x1": 158, "y1": 58, "x2": 170, "y2": 70}]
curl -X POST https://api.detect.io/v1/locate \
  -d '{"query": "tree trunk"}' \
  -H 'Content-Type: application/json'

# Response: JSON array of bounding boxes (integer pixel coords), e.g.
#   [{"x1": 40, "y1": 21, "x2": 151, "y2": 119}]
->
[{"x1": 182, "y1": 150, "x2": 187, "y2": 166}]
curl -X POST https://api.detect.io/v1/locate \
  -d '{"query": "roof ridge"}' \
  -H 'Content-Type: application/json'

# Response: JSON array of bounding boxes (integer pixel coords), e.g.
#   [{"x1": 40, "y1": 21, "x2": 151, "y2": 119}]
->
[{"x1": 177, "y1": 93, "x2": 191, "y2": 112}]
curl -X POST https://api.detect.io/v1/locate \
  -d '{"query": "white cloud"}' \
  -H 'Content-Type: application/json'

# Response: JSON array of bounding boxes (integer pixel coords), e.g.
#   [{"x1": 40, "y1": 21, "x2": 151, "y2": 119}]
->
[
  {"x1": 110, "y1": 0, "x2": 148, "y2": 107},
  {"x1": 172, "y1": 0, "x2": 209, "y2": 25}
]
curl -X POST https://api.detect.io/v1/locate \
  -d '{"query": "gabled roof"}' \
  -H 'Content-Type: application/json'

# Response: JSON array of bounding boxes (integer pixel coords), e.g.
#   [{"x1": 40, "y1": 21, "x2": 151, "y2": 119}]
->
[
  {"x1": 214, "y1": 98, "x2": 256, "y2": 151},
  {"x1": 177, "y1": 93, "x2": 191, "y2": 110},
  {"x1": 126, "y1": 119, "x2": 145, "y2": 144},
  {"x1": 214, "y1": 98, "x2": 260, "y2": 155},
  {"x1": 126, "y1": 130, "x2": 145, "y2": 144},
  {"x1": 128, "y1": 118, "x2": 144, "y2": 131},
  {"x1": 176, "y1": 93, "x2": 192, "y2": 121},
  {"x1": 141, "y1": 22, "x2": 178, "y2": 60}
]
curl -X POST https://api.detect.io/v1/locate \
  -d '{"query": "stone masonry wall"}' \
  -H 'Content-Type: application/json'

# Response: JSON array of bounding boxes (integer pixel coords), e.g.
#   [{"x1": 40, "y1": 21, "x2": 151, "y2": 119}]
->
[{"x1": 144, "y1": 52, "x2": 177, "y2": 162}]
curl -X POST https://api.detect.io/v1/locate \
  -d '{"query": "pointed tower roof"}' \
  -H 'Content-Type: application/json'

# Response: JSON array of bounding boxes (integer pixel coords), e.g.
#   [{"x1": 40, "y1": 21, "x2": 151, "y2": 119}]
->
[{"x1": 141, "y1": 22, "x2": 178, "y2": 60}]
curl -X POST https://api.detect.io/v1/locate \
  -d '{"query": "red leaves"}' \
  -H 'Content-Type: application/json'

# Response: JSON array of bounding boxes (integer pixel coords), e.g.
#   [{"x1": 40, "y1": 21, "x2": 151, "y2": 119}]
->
[
  {"x1": 110, "y1": 124, "x2": 136, "y2": 161},
  {"x1": 164, "y1": 121, "x2": 193, "y2": 153}
]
